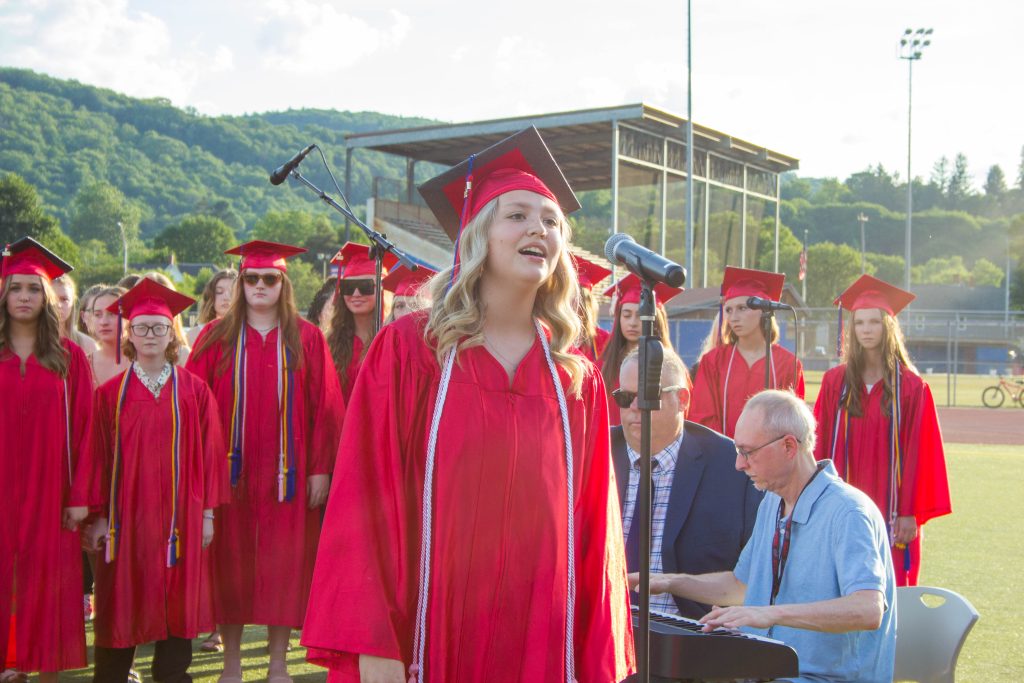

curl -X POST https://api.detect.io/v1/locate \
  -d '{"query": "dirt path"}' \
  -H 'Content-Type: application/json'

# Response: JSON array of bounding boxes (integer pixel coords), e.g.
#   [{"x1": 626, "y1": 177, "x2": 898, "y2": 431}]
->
[{"x1": 938, "y1": 407, "x2": 1024, "y2": 445}]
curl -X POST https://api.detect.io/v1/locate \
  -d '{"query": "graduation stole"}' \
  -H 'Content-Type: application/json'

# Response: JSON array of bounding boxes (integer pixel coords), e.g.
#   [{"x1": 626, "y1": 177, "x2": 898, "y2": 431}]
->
[
  {"x1": 721, "y1": 343, "x2": 778, "y2": 430},
  {"x1": 105, "y1": 365, "x2": 183, "y2": 567},
  {"x1": 829, "y1": 363, "x2": 906, "y2": 550},
  {"x1": 410, "y1": 320, "x2": 576, "y2": 683},
  {"x1": 226, "y1": 325, "x2": 298, "y2": 502}
]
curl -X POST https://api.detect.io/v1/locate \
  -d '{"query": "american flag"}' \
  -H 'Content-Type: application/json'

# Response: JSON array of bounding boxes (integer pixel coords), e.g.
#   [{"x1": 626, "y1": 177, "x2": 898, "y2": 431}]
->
[{"x1": 798, "y1": 243, "x2": 808, "y2": 281}]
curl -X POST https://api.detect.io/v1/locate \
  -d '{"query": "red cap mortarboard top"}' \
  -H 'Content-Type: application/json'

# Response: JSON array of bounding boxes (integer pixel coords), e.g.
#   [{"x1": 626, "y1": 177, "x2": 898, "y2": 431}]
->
[
  {"x1": 107, "y1": 277, "x2": 195, "y2": 320},
  {"x1": 572, "y1": 255, "x2": 612, "y2": 292},
  {"x1": 224, "y1": 240, "x2": 306, "y2": 272},
  {"x1": 418, "y1": 127, "x2": 581, "y2": 243},
  {"x1": 1, "y1": 236, "x2": 73, "y2": 281},
  {"x1": 834, "y1": 274, "x2": 915, "y2": 315},
  {"x1": 330, "y1": 242, "x2": 399, "y2": 279},
  {"x1": 602, "y1": 273, "x2": 683, "y2": 307},
  {"x1": 720, "y1": 266, "x2": 785, "y2": 302},
  {"x1": 382, "y1": 264, "x2": 437, "y2": 297}
]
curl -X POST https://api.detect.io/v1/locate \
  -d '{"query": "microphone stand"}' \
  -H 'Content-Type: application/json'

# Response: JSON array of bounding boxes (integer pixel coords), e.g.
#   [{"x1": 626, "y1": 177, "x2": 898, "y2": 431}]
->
[
  {"x1": 634, "y1": 269, "x2": 664, "y2": 683},
  {"x1": 288, "y1": 169, "x2": 417, "y2": 335},
  {"x1": 761, "y1": 310, "x2": 775, "y2": 390}
]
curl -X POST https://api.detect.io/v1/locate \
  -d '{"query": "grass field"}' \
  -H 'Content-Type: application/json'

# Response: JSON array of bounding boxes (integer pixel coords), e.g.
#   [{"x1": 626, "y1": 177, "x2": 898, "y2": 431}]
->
[
  {"x1": 802, "y1": 370, "x2": 1022, "y2": 409},
  {"x1": 42, "y1": 444, "x2": 1024, "y2": 682}
]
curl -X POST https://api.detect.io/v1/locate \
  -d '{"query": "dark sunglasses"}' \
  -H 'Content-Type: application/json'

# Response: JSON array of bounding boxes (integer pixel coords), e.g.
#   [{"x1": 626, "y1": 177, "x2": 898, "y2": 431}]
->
[
  {"x1": 611, "y1": 385, "x2": 684, "y2": 409},
  {"x1": 339, "y1": 280, "x2": 376, "y2": 296},
  {"x1": 242, "y1": 272, "x2": 283, "y2": 287}
]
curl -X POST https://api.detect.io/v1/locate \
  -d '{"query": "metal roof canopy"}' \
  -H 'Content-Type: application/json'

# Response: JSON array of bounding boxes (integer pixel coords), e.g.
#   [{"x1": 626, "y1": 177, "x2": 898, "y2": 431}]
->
[{"x1": 345, "y1": 103, "x2": 799, "y2": 192}]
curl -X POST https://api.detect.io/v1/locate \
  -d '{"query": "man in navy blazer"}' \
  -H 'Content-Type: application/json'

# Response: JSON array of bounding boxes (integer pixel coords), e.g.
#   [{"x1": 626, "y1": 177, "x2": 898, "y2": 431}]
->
[{"x1": 613, "y1": 348, "x2": 762, "y2": 619}]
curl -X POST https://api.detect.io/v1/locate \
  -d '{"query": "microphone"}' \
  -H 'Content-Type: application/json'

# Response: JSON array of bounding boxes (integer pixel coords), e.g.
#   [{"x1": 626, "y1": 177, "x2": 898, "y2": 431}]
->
[
  {"x1": 746, "y1": 296, "x2": 793, "y2": 312},
  {"x1": 604, "y1": 233, "x2": 686, "y2": 288},
  {"x1": 269, "y1": 144, "x2": 316, "y2": 186}
]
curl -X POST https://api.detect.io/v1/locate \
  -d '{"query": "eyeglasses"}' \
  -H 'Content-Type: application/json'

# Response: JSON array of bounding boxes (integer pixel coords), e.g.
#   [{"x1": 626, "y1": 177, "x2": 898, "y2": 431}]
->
[
  {"x1": 242, "y1": 273, "x2": 283, "y2": 287},
  {"x1": 611, "y1": 385, "x2": 684, "y2": 409},
  {"x1": 129, "y1": 323, "x2": 171, "y2": 337},
  {"x1": 338, "y1": 280, "x2": 376, "y2": 296},
  {"x1": 735, "y1": 434, "x2": 796, "y2": 460}
]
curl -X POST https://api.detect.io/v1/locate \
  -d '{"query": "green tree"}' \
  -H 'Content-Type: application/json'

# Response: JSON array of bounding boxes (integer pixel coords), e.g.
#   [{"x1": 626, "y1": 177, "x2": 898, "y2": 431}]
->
[
  {"x1": 0, "y1": 173, "x2": 78, "y2": 263},
  {"x1": 864, "y1": 253, "x2": 904, "y2": 285},
  {"x1": 68, "y1": 181, "x2": 142, "y2": 253},
  {"x1": 154, "y1": 215, "x2": 236, "y2": 265},
  {"x1": 970, "y1": 257, "x2": 1003, "y2": 287},
  {"x1": 1017, "y1": 145, "x2": 1024, "y2": 191},
  {"x1": 804, "y1": 242, "x2": 863, "y2": 307},
  {"x1": 812, "y1": 178, "x2": 852, "y2": 205},
  {"x1": 984, "y1": 165, "x2": 1007, "y2": 197},
  {"x1": 946, "y1": 154, "x2": 972, "y2": 207},
  {"x1": 844, "y1": 165, "x2": 902, "y2": 211},
  {"x1": 913, "y1": 256, "x2": 970, "y2": 285},
  {"x1": 287, "y1": 259, "x2": 322, "y2": 314}
]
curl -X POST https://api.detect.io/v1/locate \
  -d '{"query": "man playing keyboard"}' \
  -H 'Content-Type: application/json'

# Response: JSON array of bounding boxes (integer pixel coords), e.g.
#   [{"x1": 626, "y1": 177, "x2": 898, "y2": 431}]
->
[{"x1": 632, "y1": 390, "x2": 897, "y2": 683}]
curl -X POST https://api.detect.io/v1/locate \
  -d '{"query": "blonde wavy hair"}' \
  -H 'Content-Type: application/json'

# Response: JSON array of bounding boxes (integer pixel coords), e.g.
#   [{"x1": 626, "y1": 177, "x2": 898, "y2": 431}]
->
[{"x1": 424, "y1": 196, "x2": 586, "y2": 397}]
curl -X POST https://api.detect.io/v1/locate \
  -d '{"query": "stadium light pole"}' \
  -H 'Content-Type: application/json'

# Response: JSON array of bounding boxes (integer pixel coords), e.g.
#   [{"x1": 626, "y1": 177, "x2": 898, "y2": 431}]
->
[
  {"x1": 857, "y1": 212, "x2": 869, "y2": 273},
  {"x1": 899, "y1": 27, "x2": 933, "y2": 292}
]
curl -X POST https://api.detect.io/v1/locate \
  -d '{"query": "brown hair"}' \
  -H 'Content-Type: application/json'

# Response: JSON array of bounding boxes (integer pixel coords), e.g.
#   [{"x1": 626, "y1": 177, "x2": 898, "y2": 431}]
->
[
  {"x1": 51, "y1": 275, "x2": 78, "y2": 338},
  {"x1": 600, "y1": 302, "x2": 673, "y2": 392},
  {"x1": 78, "y1": 283, "x2": 108, "y2": 336},
  {"x1": 841, "y1": 309, "x2": 917, "y2": 417},
  {"x1": 326, "y1": 282, "x2": 381, "y2": 390},
  {"x1": 198, "y1": 269, "x2": 238, "y2": 324},
  {"x1": 192, "y1": 270, "x2": 304, "y2": 374},
  {"x1": 121, "y1": 322, "x2": 182, "y2": 364},
  {"x1": 0, "y1": 275, "x2": 70, "y2": 376}
]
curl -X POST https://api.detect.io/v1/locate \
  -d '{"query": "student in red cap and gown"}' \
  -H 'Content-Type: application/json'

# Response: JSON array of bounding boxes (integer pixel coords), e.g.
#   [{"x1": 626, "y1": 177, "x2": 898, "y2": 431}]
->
[
  {"x1": 570, "y1": 255, "x2": 612, "y2": 364},
  {"x1": 0, "y1": 238, "x2": 93, "y2": 683},
  {"x1": 599, "y1": 274, "x2": 680, "y2": 427},
  {"x1": 381, "y1": 264, "x2": 436, "y2": 323},
  {"x1": 326, "y1": 243, "x2": 398, "y2": 402},
  {"x1": 302, "y1": 127, "x2": 634, "y2": 683},
  {"x1": 813, "y1": 274, "x2": 951, "y2": 586},
  {"x1": 689, "y1": 266, "x2": 804, "y2": 438},
  {"x1": 186, "y1": 240, "x2": 344, "y2": 683},
  {"x1": 75, "y1": 278, "x2": 229, "y2": 682}
]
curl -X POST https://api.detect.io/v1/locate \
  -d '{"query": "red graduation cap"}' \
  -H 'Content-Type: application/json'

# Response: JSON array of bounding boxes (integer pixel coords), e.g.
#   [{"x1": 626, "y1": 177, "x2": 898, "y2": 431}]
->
[
  {"x1": 602, "y1": 273, "x2": 683, "y2": 307},
  {"x1": 382, "y1": 264, "x2": 437, "y2": 297},
  {"x1": 107, "y1": 277, "x2": 195, "y2": 320},
  {"x1": 330, "y1": 242, "x2": 399, "y2": 279},
  {"x1": 1, "y1": 236, "x2": 73, "y2": 281},
  {"x1": 417, "y1": 127, "x2": 581, "y2": 243},
  {"x1": 834, "y1": 274, "x2": 915, "y2": 315},
  {"x1": 720, "y1": 266, "x2": 785, "y2": 302},
  {"x1": 572, "y1": 254, "x2": 612, "y2": 292},
  {"x1": 225, "y1": 240, "x2": 306, "y2": 272}
]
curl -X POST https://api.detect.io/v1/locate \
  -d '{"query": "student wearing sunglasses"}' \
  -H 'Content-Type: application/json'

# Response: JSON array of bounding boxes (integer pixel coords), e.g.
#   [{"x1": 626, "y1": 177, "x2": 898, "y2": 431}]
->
[
  {"x1": 326, "y1": 243, "x2": 397, "y2": 403},
  {"x1": 613, "y1": 348, "x2": 761, "y2": 619},
  {"x1": 187, "y1": 240, "x2": 344, "y2": 683}
]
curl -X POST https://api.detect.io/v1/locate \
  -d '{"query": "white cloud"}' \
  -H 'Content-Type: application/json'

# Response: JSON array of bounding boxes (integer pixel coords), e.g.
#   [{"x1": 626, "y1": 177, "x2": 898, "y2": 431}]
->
[
  {"x1": 258, "y1": 1, "x2": 411, "y2": 74},
  {"x1": 1, "y1": 0, "x2": 232, "y2": 105}
]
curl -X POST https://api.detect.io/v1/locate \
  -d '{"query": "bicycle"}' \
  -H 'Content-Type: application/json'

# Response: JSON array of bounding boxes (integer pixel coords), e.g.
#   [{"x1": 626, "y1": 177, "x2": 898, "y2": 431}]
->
[{"x1": 981, "y1": 376, "x2": 1024, "y2": 408}]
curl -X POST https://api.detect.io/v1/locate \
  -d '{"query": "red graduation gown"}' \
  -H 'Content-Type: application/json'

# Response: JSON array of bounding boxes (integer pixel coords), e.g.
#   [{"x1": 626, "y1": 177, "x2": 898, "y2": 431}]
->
[
  {"x1": 341, "y1": 335, "x2": 364, "y2": 404},
  {"x1": 0, "y1": 340, "x2": 92, "y2": 672},
  {"x1": 302, "y1": 312, "x2": 634, "y2": 683},
  {"x1": 577, "y1": 327, "x2": 610, "y2": 365},
  {"x1": 689, "y1": 344, "x2": 805, "y2": 438},
  {"x1": 813, "y1": 364, "x2": 952, "y2": 585},
  {"x1": 185, "y1": 320, "x2": 345, "y2": 627},
  {"x1": 74, "y1": 368, "x2": 230, "y2": 648}
]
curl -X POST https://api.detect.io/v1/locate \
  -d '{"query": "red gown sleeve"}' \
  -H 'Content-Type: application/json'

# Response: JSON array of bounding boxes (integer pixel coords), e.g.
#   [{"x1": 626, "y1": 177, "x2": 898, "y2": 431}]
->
[
  {"x1": 793, "y1": 358, "x2": 806, "y2": 399},
  {"x1": 813, "y1": 367, "x2": 843, "y2": 463},
  {"x1": 194, "y1": 379, "x2": 230, "y2": 509},
  {"x1": 688, "y1": 348, "x2": 724, "y2": 433},
  {"x1": 899, "y1": 378, "x2": 952, "y2": 525},
  {"x1": 573, "y1": 368, "x2": 635, "y2": 682},
  {"x1": 72, "y1": 378, "x2": 116, "y2": 512},
  {"x1": 66, "y1": 344, "x2": 98, "y2": 508},
  {"x1": 301, "y1": 323, "x2": 345, "y2": 476},
  {"x1": 301, "y1": 321, "x2": 429, "y2": 674}
]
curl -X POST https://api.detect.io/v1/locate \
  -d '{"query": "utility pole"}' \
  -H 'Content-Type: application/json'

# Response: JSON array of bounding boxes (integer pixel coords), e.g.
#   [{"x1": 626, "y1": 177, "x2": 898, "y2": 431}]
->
[
  {"x1": 899, "y1": 28, "x2": 933, "y2": 292},
  {"x1": 857, "y1": 212, "x2": 869, "y2": 273}
]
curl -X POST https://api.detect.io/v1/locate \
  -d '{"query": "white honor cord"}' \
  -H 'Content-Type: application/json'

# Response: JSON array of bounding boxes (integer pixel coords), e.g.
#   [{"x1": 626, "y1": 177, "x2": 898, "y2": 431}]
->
[{"x1": 409, "y1": 321, "x2": 576, "y2": 683}]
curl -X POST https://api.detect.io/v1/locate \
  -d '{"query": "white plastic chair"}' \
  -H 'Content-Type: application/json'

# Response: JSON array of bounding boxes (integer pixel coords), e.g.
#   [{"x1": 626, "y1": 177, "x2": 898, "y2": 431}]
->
[{"x1": 894, "y1": 585, "x2": 980, "y2": 683}]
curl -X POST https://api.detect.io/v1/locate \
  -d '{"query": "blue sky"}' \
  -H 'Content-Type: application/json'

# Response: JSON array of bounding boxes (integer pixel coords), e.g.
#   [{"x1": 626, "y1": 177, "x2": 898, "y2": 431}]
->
[{"x1": 1, "y1": 0, "x2": 1021, "y2": 185}]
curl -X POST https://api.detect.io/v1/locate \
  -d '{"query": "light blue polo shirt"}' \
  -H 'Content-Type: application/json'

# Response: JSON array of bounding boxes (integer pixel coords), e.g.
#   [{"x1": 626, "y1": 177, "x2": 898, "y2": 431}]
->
[{"x1": 734, "y1": 460, "x2": 896, "y2": 683}]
